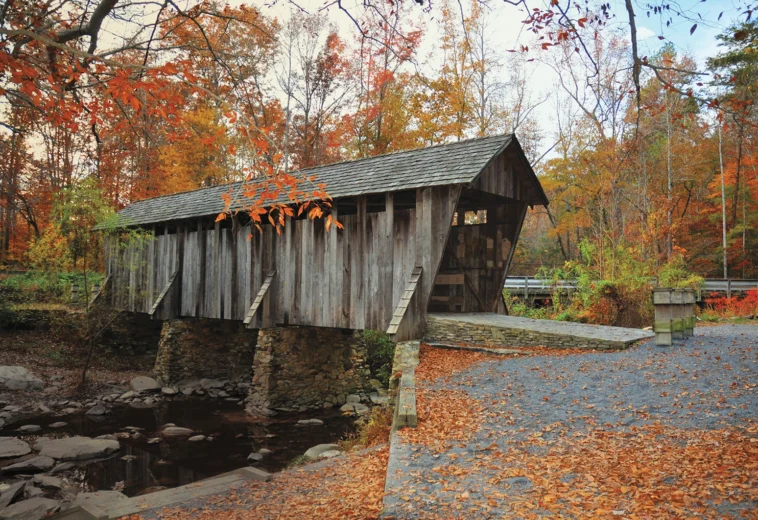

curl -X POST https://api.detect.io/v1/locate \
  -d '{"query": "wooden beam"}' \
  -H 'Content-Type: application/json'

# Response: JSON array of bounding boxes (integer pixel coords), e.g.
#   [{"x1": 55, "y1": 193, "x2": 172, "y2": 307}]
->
[
  {"x1": 176, "y1": 222, "x2": 185, "y2": 317},
  {"x1": 149, "y1": 269, "x2": 179, "y2": 318},
  {"x1": 447, "y1": 247, "x2": 486, "y2": 312},
  {"x1": 387, "y1": 266, "x2": 422, "y2": 336},
  {"x1": 196, "y1": 219, "x2": 206, "y2": 317},
  {"x1": 243, "y1": 270, "x2": 276, "y2": 328},
  {"x1": 88, "y1": 274, "x2": 111, "y2": 309}
]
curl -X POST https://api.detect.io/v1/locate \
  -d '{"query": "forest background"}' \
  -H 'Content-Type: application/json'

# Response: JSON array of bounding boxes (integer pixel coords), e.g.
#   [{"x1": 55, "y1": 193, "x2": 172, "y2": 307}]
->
[{"x1": 1, "y1": 0, "x2": 757, "y2": 327}]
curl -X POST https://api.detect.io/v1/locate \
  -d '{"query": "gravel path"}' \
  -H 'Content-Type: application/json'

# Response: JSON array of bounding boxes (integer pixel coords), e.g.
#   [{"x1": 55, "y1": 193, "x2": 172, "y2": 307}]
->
[{"x1": 383, "y1": 324, "x2": 758, "y2": 519}]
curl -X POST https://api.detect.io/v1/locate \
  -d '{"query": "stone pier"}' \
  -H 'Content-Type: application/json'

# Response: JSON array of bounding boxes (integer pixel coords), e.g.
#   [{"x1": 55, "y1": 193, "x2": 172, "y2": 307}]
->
[
  {"x1": 153, "y1": 319, "x2": 372, "y2": 416},
  {"x1": 154, "y1": 319, "x2": 256, "y2": 384},
  {"x1": 245, "y1": 326, "x2": 371, "y2": 415}
]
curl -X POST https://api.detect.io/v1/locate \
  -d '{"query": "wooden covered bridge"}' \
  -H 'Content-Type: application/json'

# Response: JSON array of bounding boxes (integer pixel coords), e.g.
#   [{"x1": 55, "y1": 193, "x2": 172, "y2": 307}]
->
[{"x1": 104, "y1": 134, "x2": 548, "y2": 343}]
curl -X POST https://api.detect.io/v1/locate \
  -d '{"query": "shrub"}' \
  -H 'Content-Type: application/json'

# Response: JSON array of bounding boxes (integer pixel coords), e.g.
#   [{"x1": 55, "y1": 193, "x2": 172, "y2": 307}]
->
[
  {"x1": 0, "y1": 271, "x2": 104, "y2": 304},
  {"x1": 359, "y1": 330, "x2": 396, "y2": 388},
  {"x1": 509, "y1": 242, "x2": 703, "y2": 328},
  {"x1": 341, "y1": 405, "x2": 394, "y2": 451},
  {"x1": 703, "y1": 288, "x2": 758, "y2": 319}
]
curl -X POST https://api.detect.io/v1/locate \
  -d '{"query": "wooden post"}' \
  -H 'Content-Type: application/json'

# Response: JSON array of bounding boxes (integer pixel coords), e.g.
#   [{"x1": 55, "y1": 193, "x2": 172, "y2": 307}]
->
[
  {"x1": 176, "y1": 222, "x2": 185, "y2": 317},
  {"x1": 653, "y1": 288, "x2": 673, "y2": 346},
  {"x1": 196, "y1": 219, "x2": 206, "y2": 317},
  {"x1": 230, "y1": 215, "x2": 239, "y2": 320},
  {"x1": 671, "y1": 289, "x2": 684, "y2": 340},
  {"x1": 214, "y1": 221, "x2": 222, "y2": 319},
  {"x1": 684, "y1": 289, "x2": 696, "y2": 336}
]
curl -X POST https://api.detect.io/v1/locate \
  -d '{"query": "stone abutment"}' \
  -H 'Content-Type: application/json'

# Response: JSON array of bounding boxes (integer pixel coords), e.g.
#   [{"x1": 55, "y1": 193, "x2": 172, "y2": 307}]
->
[{"x1": 153, "y1": 319, "x2": 371, "y2": 416}]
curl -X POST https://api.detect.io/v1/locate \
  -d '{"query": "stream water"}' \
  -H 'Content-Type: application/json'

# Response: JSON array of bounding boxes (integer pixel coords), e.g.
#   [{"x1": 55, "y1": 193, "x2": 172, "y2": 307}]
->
[{"x1": 0, "y1": 400, "x2": 355, "y2": 497}]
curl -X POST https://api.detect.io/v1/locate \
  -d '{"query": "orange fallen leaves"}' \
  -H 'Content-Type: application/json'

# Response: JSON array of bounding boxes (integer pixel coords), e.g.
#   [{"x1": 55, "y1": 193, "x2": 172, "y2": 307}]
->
[
  {"x1": 492, "y1": 422, "x2": 758, "y2": 518},
  {"x1": 399, "y1": 387, "x2": 483, "y2": 452},
  {"x1": 130, "y1": 447, "x2": 389, "y2": 520},
  {"x1": 415, "y1": 344, "x2": 491, "y2": 383}
]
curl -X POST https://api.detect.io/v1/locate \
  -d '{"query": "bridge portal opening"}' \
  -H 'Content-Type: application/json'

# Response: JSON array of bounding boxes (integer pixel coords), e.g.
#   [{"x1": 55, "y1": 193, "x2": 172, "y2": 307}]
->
[{"x1": 428, "y1": 189, "x2": 526, "y2": 314}]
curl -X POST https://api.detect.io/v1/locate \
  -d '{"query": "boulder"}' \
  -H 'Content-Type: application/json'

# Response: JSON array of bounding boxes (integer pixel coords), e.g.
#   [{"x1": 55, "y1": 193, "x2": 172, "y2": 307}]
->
[
  {"x1": 23, "y1": 486, "x2": 43, "y2": 499},
  {"x1": 49, "y1": 422, "x2": 67, "y2": 429},
  {"x1": 160, "y1": 427, "x2": 193, "y2": 440},
  {"x1": 0, "y1": 367, "x2": 44, "y2": 391},
  {"x1": 49, "y1": 462, "x2": 75, "y2": 475},
  {"x1": 129, "y1": 376, "x2": 159, "y2": 392},
  {"x1": 17, "y1": 425, "x2": 41, "y2": 434},
  {"x1": 161, "y1": 387, "x2": 177, "y2": 395},
  {"x1": 297, "y1": 419, "x2": 324, "y2": 426},
  {"x1": 35, "y1": 436, "x2": 120, "y2": 461},
  {"x1": 199, "y1": 379, "x2": 225, "y2": 390},
  {"x1": 85, "y1": 404, "x2": 108, "y2": 416},
  {"x1": 340, "y1": 403, "x2": 370, "y2": 416},
  {"x1": 188, "y1": 435, "x2": 206, "y2": 442},
  {"x1": 32, "y1": 475, "x2": 62, "y2": 490},
  {"x1": 119, "y1": 391, "x2": 135, "y2": 400},
  {"x1": 318, "y1": 450, "x2": 341, "y2": 460},
  {"x1": 304, "y1": 443, "x2": 339, "y2": 459},
  {"x1": 247, "y1": 453, "x2": 263, "y2": 463},
  {"x1": 0, "y1": 456, "x2": 54, "y2": 474},
  {"x1": 345, "y1": 394, "x2": 361, "y2": 404},
  {"x1": 258, "y1": 448, "x2": 273, "y2": 455},
  {"x1": 74, "y1": 491, "x2": 128, "y2": 511},
  {"x1": 0, "y1": 439, "x2": 31, "y2": 459},
  {"x1": 0, "y1": 497, "x2": 59, "y2": 520},
  {"x1": 369, "y1": 393, "x2": 389, "y2": 405},
  {"x1": 0, "y1": 482, "x2": 25, "y2": 510}
]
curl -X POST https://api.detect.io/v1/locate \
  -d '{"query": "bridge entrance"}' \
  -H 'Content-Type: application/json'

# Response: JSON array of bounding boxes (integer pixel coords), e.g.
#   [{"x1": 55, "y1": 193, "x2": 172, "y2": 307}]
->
[{"x1": 428, "y1": 189, "x2": 525, "y2": 315}]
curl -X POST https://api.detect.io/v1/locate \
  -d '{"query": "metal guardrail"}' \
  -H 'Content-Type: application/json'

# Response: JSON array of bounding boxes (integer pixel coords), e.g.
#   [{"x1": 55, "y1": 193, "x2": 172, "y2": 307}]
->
[{"x1": 504, "y1": 277, "x2": 758, "y2": 298}]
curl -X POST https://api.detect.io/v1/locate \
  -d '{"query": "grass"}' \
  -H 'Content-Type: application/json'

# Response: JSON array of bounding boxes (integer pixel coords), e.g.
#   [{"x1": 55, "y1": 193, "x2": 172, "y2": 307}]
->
[{"x1": 340, "y1": 405, "x2": 394, "y2": 452}]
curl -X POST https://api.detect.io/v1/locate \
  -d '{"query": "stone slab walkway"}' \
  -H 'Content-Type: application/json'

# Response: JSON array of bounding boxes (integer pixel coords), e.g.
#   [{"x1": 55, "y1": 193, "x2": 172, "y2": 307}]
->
[
  {"x1": 383, "y1": 324, "x2": 758, "y2": 518},
  {"x1": 426, "y1": 313, "x2": 654, "y2": 350}
]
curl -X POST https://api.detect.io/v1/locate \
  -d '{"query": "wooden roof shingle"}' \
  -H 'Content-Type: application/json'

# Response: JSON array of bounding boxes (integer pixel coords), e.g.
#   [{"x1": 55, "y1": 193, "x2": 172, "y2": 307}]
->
[{"x1": 109, "y1": 134, "x2": 545, "y2": 227}]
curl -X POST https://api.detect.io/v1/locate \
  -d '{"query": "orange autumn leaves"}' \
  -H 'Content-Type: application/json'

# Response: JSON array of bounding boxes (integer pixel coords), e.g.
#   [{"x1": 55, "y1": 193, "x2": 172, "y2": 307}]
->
[{"x1": 124, "y1": 447, "x2": 389, "y2": 520}]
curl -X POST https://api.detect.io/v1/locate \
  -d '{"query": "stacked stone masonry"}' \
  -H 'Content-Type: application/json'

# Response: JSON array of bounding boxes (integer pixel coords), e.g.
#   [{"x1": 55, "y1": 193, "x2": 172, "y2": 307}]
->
[
  {"x1": 154, "y1": 319, "x2": 256, "y2": 384},
  {"x1": 425, "y1": 314, "x2": 651, "y2": 350},
  {"x1": 246, "y1": 326, "x2": 371, "y2": 415}
]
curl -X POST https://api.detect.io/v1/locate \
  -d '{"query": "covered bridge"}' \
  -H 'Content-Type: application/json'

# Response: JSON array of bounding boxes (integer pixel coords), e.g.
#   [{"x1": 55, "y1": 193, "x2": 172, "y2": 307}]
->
[{"x1": 105, "y1": 134, "x2": 548, "y2": 344}]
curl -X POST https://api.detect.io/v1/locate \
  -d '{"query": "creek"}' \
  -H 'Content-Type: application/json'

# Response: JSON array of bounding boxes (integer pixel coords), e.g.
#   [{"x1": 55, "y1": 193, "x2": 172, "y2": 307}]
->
[{"x1": 0, "y1": 399, "x2": 355, "y2": 497}]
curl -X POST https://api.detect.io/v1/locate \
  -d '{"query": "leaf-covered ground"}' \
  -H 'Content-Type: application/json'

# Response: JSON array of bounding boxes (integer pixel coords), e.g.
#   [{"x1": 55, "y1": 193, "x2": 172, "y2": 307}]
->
[
  {"x1": 384, "y1": 324, "x2": 758, "y2": 519},
  {"x1": 127, "y1": 446, "x2": 389, "y2": 520}
]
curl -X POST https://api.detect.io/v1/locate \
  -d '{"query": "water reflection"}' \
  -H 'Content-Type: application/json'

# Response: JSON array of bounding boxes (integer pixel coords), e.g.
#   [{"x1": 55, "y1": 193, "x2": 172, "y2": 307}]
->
[{"x1": 1, "y1": 399, "x2": 355, "y2": 497}]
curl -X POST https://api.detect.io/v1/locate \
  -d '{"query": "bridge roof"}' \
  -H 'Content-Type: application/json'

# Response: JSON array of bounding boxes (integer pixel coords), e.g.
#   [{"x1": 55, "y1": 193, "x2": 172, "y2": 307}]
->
[{"x1": 108, "y1": 133, "x2": 547, "y2": 228}]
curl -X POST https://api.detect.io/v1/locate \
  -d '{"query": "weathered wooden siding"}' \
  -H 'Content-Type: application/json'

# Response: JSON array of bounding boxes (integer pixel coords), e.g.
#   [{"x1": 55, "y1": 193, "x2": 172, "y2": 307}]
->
[
  {"x1": 471, "y1": 145, "x2": 542, "y2": 205},
  {"x1": 105, "y1": 186, "x2": 459, "y2": 338}
]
